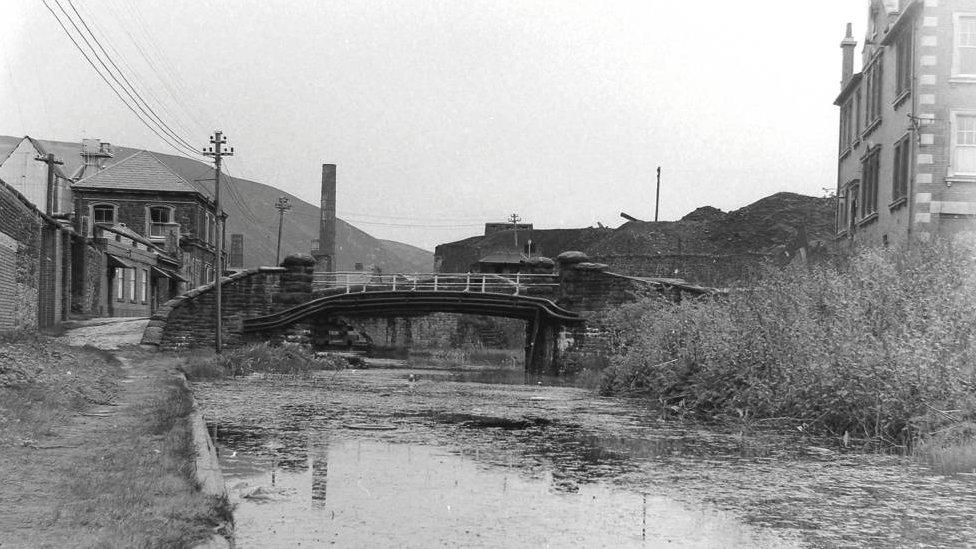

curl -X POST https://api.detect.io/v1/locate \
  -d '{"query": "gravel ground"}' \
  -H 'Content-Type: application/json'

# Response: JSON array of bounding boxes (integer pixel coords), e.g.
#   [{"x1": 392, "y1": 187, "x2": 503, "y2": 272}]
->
[{"x1": 56, "y1": 317, "x2": 149, "y2": 350}]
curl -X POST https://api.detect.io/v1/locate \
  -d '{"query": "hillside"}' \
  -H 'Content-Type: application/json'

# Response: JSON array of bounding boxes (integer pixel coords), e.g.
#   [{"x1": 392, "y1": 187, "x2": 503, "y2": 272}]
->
[
  {"x1": 435, "y1": 192, "x2": 835, "y2": 285},
  {"x1": 0, "y1": 136, "x2": 433, "y2": 272}
]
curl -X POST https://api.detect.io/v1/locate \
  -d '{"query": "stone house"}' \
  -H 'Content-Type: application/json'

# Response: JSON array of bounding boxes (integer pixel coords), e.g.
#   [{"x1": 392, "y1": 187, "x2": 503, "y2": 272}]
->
[
  {"x1": 72, "y1": 150, "x2": 220, "y2": 312},
  {"x1": 835, "y1": 0, "x2": 976, "y2": 246}
]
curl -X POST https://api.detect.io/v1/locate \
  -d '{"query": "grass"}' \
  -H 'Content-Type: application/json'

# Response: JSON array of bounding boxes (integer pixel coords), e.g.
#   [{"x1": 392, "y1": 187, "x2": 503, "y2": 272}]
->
[
  {"x1": 58, "y1": 376, "x2": 232, "y2": 547},
  {"x1": 181, "y1": 342, "x2": 347, "y2": 380}
]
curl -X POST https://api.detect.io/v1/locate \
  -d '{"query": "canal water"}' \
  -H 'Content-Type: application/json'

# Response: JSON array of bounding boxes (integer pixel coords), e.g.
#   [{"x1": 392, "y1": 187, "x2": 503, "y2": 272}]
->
[{"x1": 193, "y1": 366, "x2": 976, "y2": 548}]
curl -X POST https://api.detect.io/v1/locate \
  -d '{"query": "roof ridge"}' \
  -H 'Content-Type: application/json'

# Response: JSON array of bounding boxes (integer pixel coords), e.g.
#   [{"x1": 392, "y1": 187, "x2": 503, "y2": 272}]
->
[
  {"x1": 141, "y1": 150, "x2": 200, "y2": 192},
  {"x1": 73, "y1": 149, "x2": 146, "y2": 186}
]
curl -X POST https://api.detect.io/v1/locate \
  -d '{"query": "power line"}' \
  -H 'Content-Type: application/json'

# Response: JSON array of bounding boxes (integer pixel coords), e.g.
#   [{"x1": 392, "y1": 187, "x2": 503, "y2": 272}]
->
[
  {"x1": 56, "y1": 0, "x2": 200, "y2": 156},
  {"x1": 341, "y1": 219, "x2": 484, "y2": 228},
  {"x1": 71, "y1": 0, "x2": 204, "y2": 141},
  {"x1": 41, "y1": 0, "x2": 192, "y2": 157}
]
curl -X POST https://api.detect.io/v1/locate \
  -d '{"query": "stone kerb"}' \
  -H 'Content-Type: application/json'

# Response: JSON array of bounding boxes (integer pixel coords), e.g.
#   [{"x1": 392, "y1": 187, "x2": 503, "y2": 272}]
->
[{"x1": 141, "y1": 266, "x2": 286, "y2": 349}]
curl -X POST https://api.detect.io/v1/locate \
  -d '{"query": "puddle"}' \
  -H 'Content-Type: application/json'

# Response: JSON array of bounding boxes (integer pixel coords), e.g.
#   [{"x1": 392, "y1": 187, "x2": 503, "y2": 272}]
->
[{"x1": 401, "y1": 368, "x2": 588, "y2": 387}]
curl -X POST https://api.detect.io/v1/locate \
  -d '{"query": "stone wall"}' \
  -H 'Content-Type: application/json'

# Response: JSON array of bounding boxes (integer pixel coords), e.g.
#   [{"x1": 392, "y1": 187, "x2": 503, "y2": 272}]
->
[
  {"x1": 142, "y1": 267, "x2": 284, "y2": 350},
  {"x1": 0, "y1": 177, "x2": 66, "y2": 333}
]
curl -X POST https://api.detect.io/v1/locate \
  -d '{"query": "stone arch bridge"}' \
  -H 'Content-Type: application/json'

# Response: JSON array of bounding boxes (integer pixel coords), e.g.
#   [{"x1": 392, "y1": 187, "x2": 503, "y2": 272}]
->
[{"x1": 142, "y1": 253, "x2": 715, "y2": 373}]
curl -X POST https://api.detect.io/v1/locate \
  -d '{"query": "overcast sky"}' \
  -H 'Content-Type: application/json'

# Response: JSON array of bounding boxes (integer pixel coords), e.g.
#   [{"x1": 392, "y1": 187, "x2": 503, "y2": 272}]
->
[{"x1": 1, "y1": 1, "x2": 867, "y2": 251}]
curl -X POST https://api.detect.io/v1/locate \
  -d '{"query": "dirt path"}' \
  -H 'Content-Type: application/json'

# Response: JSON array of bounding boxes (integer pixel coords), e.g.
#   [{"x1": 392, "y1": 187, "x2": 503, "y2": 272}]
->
[{"x1": 0, "y1": 322, "x2": 225, "y2": 548}]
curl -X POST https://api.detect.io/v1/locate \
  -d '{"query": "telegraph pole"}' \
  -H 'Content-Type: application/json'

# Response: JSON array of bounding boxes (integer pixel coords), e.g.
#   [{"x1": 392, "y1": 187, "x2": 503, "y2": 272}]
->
[
  {"x1": 274, "y1": 196, "x2": 291, "y2": 265},
  {"x1": 203, "y1": 131, "x2": 234, "y2": 354},
  {"x1": 34, "y1": 153, "x2": 64, "y2": 215},
  {"x1": 655, "y1": 166, "x2": 661, "y2": 222},
  {"x1": 509, "y1": 212, "x2": 521, "y2": 250}
]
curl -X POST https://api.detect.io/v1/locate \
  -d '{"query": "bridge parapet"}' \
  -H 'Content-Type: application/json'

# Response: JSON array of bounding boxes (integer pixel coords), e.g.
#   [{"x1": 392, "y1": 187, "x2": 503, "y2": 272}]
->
[{"x1": 313, "y1": 272, "x2": 559, "y2": 297}]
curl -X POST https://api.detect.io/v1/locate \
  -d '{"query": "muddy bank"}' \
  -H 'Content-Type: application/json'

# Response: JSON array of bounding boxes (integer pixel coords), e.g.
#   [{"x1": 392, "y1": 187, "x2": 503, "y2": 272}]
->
[{"x1": 194, "y1": 367, "x2": 976, "y2": 547}]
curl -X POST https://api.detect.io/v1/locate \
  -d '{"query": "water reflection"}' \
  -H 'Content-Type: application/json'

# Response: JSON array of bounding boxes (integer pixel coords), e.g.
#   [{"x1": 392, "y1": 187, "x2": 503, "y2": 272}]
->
[{"x1": 215, "y1": 432, "x2": 792, "y2": 548}]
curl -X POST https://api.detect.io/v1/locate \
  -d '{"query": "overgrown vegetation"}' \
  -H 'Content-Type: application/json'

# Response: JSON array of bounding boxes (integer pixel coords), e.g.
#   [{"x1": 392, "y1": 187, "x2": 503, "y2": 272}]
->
[
  {"x1": 600, "y1": 236, "x2": 976, "y2": 467},
  {"x1": 0, "y1": 339, "x2": 230, "y2": 546},
  {"x1": 407, "y1": 345, "x2": 523, "y2": 369},
  {"x1": 0, "y1": 335, "x2": 121, "y2": 442},
  {"x1": 182, "y1": 342, "x2": 347, "y2": 380}
]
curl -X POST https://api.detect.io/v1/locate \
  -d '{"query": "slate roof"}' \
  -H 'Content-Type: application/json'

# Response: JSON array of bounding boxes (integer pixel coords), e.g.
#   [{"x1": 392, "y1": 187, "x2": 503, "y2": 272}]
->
[{"x1": 73, "y1": 150, "x2": 202, "y2": 196}]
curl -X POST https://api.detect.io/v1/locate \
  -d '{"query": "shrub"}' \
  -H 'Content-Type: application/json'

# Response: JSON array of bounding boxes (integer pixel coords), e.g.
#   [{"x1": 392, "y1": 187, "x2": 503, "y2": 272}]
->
[
  {"x1": 182, "y1": 343, "x2": 346, "y2": 380},
  {"x1": 600, "y1": 235, "x2": 976, "y2": 447}
]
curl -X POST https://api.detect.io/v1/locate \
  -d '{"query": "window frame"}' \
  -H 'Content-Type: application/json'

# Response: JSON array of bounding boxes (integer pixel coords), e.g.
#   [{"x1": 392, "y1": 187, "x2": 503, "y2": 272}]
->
[
  {"x1": 127, "y1": 268, "x2": 136, "y2": 302},
  {"x1": 894, "y1": 28, "x2": 913, "y2": 100},
  {"x1": 892, "y1": 134, "x2": 912, "y2": 206},
  {"x1": 147, "y1": 205, "x2": 176, "y2": 240},
  {"x1": 115, "y1": 267, "x2": 124, "y2": 302},
  {"x1": 950, "y1": 110, "x2": 976, "y2": 179},
  {"x1": 860, "y1": 147, "x2": 881, "y2": 221},
  {"x1": 140, "y1": 268, "x2": 148, "y2": 303},
  {"x1": 91, "y1": 203, "x2": 117, "y2": 225},
  {"x1": 952, "y1": 13, "x2": 976, "y2": 80},
  {"x1": 862, "y1": 54, "x2": 884, "y2": 135}
]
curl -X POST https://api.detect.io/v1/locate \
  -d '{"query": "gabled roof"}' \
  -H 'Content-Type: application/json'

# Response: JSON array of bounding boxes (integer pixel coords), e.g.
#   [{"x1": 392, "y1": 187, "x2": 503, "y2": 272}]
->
[
  {"x1": 0, "y1": 136, "x2": 71, "y2": 180},
  {"x1": 73, "y1": 150, "x2": 203, "y2": 196}
]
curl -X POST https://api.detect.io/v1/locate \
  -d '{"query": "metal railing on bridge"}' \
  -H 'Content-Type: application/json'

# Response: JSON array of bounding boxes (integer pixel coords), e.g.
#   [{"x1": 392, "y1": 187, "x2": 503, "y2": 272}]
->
[{"x1": 312, "y1": 272, "x2": 559, "y2": 296}]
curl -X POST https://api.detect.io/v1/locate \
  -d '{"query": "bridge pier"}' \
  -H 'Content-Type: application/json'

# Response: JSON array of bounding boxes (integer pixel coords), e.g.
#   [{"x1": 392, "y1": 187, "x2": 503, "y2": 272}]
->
[{"x1": 525, "y1": 318, "x2": 560, "y2": 375}]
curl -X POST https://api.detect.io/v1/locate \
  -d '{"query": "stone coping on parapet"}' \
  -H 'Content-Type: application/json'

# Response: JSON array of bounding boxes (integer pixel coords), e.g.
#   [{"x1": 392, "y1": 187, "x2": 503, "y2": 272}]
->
[{"x1": 141, "y1": 266, "x2": 286, "y2": 346}]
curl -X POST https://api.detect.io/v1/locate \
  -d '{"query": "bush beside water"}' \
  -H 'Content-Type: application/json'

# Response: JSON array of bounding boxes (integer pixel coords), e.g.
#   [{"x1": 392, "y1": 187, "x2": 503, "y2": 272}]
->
[
  {"x1": 599, "y1": 237, "x2": 976, "y2": 468},
  {"x1": 182, "y1": 343, "x2": 347, "y2": 380}
]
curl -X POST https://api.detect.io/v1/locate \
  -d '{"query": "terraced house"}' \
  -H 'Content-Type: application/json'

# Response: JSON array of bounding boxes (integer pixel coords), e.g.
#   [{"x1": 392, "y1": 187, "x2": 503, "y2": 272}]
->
[{"x1": 836, "y1": 0, "x2": 976, "y2": 245}]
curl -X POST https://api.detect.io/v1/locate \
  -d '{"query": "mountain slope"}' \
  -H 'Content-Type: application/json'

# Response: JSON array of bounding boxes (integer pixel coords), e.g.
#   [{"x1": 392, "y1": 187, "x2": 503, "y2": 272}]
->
[{"x1": 0, "y1": 135, "x2": 433, "y2": 272}]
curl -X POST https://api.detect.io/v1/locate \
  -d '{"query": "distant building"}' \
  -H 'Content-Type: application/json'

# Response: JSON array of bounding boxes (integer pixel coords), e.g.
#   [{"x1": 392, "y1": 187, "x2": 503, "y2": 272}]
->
[
  {"x1": 484, "y1": 222, "x2": 533, "y2": 236},
  {"x1": 835, "y1": 0, "x2": 976, "y2": 246}
]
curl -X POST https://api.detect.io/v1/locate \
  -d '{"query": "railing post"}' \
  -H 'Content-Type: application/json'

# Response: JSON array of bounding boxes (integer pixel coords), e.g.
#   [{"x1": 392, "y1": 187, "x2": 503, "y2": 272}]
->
[
  {"x1": 413, "y1": 277, "x2": 417, "y2": 291},
  {"x1": 515, "y1": 273, "x2": 520, "y2": 295},
  {"x1": 345, "y1": 273, "x2": 351, "y2": 294},
  {"x1": 434, "y1": 275, "x2": 439, "y2": 292},
  {"x1": 481, "y1": 275, "x2": 486, "y2": 293},
  {"x1": 392, "y1": 275, "x2": 397, "y2": 291},
  {"x1": 465, "y1": 274, "x2": 470, "y2": 292}
]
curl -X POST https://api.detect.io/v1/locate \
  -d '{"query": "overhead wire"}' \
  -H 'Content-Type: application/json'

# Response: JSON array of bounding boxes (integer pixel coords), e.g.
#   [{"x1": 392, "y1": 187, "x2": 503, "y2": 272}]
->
[
  {"x1": 71, "y1": 0, "x2": 203, "y2": 142},
  {"x1": 55, "y1": 0, "x2": 200, "y2": 156},
  {"x1": 41, "y1": 0, "x2": 192, "y2": 157}
]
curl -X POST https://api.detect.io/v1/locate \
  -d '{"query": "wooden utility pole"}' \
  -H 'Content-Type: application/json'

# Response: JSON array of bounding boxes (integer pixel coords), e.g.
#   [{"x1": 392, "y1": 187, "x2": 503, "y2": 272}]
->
[
  {"x1": 203, "y1": 131, "x2": 234, "y2": 354},
  {"x1": 655, "y1": 166, "x2": 661, "y2": 222},
  {"x1": 509, "y1": 212, "x2": 521, "y2": 250},
  {"x1": 274, "y1": 196, "x2": 291, "y2": 265},
  {"x1": 34, "y1": 153, "x2": 64, "y2": 215}
]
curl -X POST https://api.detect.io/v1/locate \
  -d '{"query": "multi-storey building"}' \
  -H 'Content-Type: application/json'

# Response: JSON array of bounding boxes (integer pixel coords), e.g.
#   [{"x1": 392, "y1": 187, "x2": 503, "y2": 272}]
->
[
  {"x1": 72, "y1": 150, "x2": 219, "y2": 316},
  {"x1": 835, "y1": 0, "x2": 976, "y2": 245}
]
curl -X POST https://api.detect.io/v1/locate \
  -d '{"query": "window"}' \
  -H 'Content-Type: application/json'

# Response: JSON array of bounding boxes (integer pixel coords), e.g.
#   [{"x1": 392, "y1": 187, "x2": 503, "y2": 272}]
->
[
  {"x1": 952, "y1": 112, "x2": 976, "y2": 177},
  {"x1": 892, "y1": 135, "x2": 911, "y2": 204},
  {"x1": 92, "y1": 204, "x2": 116, "y2": 224},
  {"x1": 127, "y1": 269, "x2": 136, "y2": 302},
  {"x1": 148, "y1": 206, "x2": 175, "y2": 239},
  {"x1": 115, "y1": 267, "x2": 124, "y2": 302},
  {"x1": 861, "y1": 149, "x2": 880, "y2": 219},
  {"x1": 953, "y1": 15, "x2": 976, "y2": 78},
  {"x1": 863, "y1": 57, "x2": 883, "y2": 132},
  {"x1": 840, "y1": 98, "x2": 854, "y2": 153},
  {"x1": 205, "y1": 212, "x2": 216, "y2": 244},
  {"x1": 140, "y1": 269, "x2": 148, "y2": 303},
  {"x1": 895, "y1": 30, "x2": 913, "y2": 97},
  {"x1": 854, "y1": 89, "x2": 862, "y2": 137}
]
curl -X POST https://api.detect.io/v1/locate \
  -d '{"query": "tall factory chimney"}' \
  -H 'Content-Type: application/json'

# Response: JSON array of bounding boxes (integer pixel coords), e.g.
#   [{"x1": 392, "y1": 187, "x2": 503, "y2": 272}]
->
[{"x1": 313, "y1": 164, "x2": 337, "y2": 272}]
